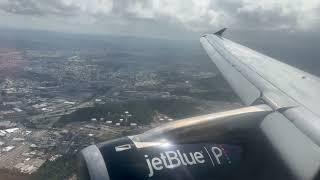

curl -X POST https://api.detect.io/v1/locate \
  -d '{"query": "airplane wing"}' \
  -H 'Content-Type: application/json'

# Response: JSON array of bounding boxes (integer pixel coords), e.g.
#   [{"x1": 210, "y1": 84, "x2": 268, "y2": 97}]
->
[
  {"x1": 201, "y1": 29, "x2": 320, "y2": 179},
  {"x1": 78, "y1": 30, "x2": 320, "y2": 180}
]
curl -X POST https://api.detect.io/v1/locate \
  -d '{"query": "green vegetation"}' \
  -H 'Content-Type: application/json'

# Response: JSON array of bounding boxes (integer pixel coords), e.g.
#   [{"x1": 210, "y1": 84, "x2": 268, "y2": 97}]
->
[
  {"x1": 173, "y1": 76, "x2": 239, "y2": 102},
  {"x1": 0, "y1": 169, "x2": 32, "y2": 180},
  {"x1": 55, "y1": 100, "x2": 153, "y2": 127},
  {"x1": 149, "y1": 99, "x2": 201, "y2": 118},
  {"x1": 55, "y1": 98, "x2": 201, "y2": 127},
  {"x1": 172, "y1": 89, "x2": 237, "y2": 101},
  {"x1": 32, "y1": 155, "x2": 76, "y2": 180}
]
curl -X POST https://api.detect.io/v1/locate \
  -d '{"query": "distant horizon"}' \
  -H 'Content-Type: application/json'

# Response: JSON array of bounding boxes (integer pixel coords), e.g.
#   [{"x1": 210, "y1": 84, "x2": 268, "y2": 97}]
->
[{"x1": 1, "y1": 26, "x2": 320, "y2": 77}]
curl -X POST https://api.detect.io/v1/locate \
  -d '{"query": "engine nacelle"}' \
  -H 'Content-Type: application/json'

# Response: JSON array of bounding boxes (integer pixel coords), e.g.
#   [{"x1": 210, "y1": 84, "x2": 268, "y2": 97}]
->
[
  {"x1": 78, "y1": 105, "x2": 277, "y2": 180},
  {"x1": 79, "y1": 137, "x2": 242, "y2": 180}
]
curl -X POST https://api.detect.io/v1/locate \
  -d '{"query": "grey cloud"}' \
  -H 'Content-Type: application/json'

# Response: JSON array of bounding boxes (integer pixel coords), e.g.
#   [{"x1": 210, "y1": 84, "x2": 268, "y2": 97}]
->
[
  {"x1": 0, "y1": 0, "x2": 320, "y2": 38},
  {"x1": 112, "y1": 0, "x2": 153, "y2": 17},
  {"x1": 210, "y1": 0, "x2": 299, "y2": 31},
  {"x1": 1, "y1": 0, "x2": 43, "y2": 16},
  {"x1": 236, "y1": 5, "x2": 298, "y2": 30},
  {"x1": 0, "y1": 0, "x2": 80, "y2": 16}
]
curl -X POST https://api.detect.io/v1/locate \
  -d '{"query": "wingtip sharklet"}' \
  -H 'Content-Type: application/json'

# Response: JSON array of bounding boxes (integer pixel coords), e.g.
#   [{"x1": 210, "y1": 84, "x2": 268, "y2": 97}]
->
[
  {"x1": 214, "y1": 28, "x2": 227, "y2": 36},
  {"x1": 201, "y1": 28, "x2": 227, "y2": 38}
]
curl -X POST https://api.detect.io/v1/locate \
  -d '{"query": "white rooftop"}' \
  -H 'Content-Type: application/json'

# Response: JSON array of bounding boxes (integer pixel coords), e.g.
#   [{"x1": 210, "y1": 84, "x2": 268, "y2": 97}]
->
[
  {"x1": 5, "y1": 127, "x2": 19, "y2": 133},
  {"x1": 3, "y1": 146, "x2": 15, "y2": 152}
]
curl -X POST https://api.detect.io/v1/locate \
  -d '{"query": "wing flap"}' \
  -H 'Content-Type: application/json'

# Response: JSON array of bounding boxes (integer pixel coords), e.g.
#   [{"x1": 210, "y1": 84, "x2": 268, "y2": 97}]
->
[{"x1": 261, "y1": 112, "x2": 320, "y2": 180}]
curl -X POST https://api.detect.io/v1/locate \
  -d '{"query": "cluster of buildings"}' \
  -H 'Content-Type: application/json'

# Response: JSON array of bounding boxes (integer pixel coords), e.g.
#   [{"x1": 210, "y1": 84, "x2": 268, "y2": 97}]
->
[{"x1": 90, "y1": 111, "x2": 138, "y2": 127}]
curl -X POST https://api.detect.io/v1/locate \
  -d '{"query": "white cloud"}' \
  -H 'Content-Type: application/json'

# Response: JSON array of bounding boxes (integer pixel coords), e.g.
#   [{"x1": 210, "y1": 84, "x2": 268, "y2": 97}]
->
[
  {"x1": 0, "y1": 0, "x2": 320, "y2": 37},
  {"x1": 71, "y1": 0, "x2": 113, "y2": 14},
  {"x1": 235, "y1": 0, "x2": 320, "y2": 31}
]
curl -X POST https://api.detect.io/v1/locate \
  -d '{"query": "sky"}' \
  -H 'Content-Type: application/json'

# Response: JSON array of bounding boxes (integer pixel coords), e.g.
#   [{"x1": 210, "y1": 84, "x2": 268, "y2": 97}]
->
[
  {"x1": 0, "y1": 0, "x2": 320, "y2": 39},
  {"x1": 0, "y1": 0, "x2": 320, "y2": 75}
]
